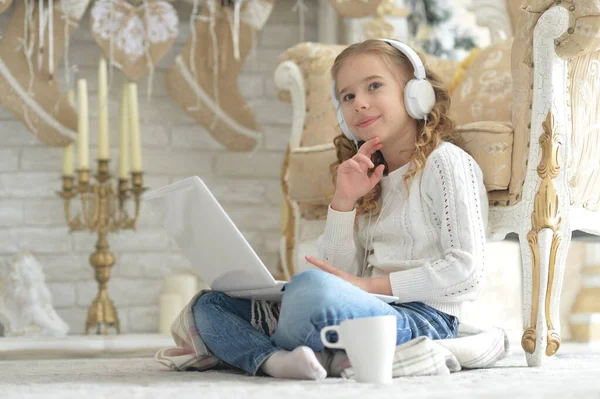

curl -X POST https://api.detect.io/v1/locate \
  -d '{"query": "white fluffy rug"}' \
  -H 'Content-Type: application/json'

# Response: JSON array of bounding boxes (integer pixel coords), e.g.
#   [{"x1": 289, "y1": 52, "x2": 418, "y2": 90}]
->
[{"x1": 1, "y1": 342, "x2": 600, "y2": 399}]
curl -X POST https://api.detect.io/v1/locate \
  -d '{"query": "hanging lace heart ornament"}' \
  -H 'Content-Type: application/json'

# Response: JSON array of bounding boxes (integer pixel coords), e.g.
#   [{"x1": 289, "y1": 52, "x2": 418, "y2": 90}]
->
[{"x1": 90, "y1": 0, "x2": 179, "y2": 81}]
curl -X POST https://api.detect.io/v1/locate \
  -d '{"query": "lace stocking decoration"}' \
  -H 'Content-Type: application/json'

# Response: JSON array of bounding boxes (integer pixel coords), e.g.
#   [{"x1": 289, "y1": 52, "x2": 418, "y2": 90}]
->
[
  {"x1": 0, "y1": 0, "x2": 90, "y2": 146},
  {"x1": 166, "y1": 0, "x2": 276, "y2": 152}
]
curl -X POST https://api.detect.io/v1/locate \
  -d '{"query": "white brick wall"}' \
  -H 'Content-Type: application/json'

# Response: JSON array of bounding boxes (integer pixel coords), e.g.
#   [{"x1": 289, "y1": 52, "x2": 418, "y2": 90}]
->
[{"x1": 0, "y1": 1, "x2": 319, "y2": 334}]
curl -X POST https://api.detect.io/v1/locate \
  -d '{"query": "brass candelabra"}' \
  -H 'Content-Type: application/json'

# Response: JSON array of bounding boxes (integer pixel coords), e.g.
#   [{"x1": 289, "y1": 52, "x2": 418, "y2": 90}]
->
[{"x1": 58, "y1": 159, "x2": 146, "y2": 334}]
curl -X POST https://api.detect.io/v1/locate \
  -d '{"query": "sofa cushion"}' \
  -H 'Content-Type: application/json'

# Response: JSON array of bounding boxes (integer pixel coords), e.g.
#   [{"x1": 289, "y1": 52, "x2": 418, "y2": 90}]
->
[
  {"x1": 456, "y1": 121, "x2": 514, "y2": 191},
  {"x1": 286, "y1": 143, "x2": 336, "y2": 208},
  {"x1": 450, "y1": 38, "x2": 513, "y2": 127},
  {"x1": 423, "y1": 57, "x2": 460, "y2": 87}
]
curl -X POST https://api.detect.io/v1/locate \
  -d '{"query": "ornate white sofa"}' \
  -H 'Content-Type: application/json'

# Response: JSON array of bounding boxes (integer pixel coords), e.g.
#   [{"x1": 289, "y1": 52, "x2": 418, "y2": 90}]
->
[{"x1": 273, "y1": 0, "x2": 600, "y2": 367}]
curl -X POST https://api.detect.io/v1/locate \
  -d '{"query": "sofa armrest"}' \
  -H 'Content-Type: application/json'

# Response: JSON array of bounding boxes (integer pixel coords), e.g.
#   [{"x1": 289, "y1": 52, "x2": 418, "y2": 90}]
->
[
  {"x1": 274, "y1": 60, "x2": 307, "y2": 150},
  {"x1": 509, "y1": 5, "x2": 572, "y2": 202},
  {"x1": 274, "y1": 58, "x2": 337, "y2": 212},
  {"x1": 507, "y1": 4, "x2": 571, "y2": 224},
  {"x1": 273, "y1": 43, "x2": 346, "y2": 211}
]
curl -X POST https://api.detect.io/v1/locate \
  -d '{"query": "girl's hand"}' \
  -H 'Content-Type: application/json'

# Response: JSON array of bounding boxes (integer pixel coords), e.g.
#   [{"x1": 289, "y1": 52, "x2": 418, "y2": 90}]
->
[
  {"x1": 305, "y1": 256, "x2": 392, "y2": 295},
  {"x1": 305, "y1": 256, "x2": 371, "y2": 291},
  {"x1": 332, "y1": 137, "x2": 385, "y2": 211}
]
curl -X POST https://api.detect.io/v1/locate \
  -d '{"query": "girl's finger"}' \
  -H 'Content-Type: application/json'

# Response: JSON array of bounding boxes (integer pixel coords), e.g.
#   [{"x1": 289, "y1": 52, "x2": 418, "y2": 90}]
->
[
  {"x1": 357, "y1": 137, "x2": 382, "y2": 157},
  {"x1": 305, "y1": 255, "x2": 318, "y2": 265},
  {"x1": 320, "y1": 265, "x2": 343, "y2": 278},
  {"x1": 306, "y1": 255, "x2": 330, "y2": 268},
  {"x1": 369, "y1": 164, "x2": 385, "y2": 187},
  {"x1": 305, "y1": 256, "x2": 339, "y2": 275},
  {"x1": 353, "y1": 153, "x2": 375, "y2": 170},
  {"x1": 357, "y1": 137, "x2": 378, "y2": 155},
  {"x1": 305, "y1": 255, "x2": 326, "y2": 267}
]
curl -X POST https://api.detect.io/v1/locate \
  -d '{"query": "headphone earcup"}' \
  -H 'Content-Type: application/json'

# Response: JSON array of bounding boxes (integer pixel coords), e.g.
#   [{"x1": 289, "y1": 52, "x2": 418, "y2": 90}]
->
[
  {"x1": 337, "y1": 107, "x2": 357, "y2": 142},
  {"x1": 331, "y1": 80, "x2": 358, "y2": 143},
  {"x1": 404, "y1": 79, "x2": 436, "y2": 120}
]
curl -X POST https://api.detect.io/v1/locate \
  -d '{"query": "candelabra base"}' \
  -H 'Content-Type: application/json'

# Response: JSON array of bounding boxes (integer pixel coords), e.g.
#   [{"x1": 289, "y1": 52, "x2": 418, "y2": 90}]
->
[{"x1": 86, "y1": 291, "x2": 121, "y2": 335}]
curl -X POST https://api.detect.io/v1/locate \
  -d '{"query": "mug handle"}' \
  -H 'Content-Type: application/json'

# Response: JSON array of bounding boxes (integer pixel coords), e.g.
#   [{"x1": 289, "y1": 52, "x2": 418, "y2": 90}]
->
[{"x1": 320, "y1": 325, "x2": 344, "y2": 349}]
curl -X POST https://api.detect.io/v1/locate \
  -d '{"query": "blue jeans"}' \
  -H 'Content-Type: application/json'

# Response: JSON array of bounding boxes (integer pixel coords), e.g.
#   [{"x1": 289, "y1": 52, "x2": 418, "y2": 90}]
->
[{"x1": 193, "y1": 270, "x2": 458, "y2": 376}]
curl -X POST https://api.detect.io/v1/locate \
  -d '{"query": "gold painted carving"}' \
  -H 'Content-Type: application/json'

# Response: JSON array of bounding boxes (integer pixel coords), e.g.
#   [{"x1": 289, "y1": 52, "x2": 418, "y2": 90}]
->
[
  {"x1": 277, "y1": 148, "x2": 296, "y2": 280},
  {"x1": 522, "y1": 111, "x2": 563, "y2": 356}
]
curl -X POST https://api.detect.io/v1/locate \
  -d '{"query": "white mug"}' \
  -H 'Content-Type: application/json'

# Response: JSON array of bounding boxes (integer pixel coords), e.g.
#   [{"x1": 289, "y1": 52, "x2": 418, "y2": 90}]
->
[{"x1": 320, "y1": 315, "x2": 397, "y2": 383}]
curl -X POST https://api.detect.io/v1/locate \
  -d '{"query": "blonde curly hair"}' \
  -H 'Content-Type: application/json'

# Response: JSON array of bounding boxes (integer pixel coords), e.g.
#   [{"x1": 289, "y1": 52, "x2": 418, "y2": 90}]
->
[{"x1": 330, "y1": 39, "x2": 460, "y2": 216}]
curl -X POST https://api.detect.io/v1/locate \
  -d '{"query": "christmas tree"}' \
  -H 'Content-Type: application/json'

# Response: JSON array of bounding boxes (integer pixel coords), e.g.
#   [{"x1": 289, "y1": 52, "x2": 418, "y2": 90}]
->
[{"x1": 406, "y1": 0, "x2": 482, "y2": 60}]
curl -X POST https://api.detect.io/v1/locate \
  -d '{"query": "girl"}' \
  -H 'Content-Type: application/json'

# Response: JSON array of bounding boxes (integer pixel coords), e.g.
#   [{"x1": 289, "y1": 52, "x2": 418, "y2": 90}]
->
[{"x1": 193, "y1": 38, "x2": 488, "y2": 381}]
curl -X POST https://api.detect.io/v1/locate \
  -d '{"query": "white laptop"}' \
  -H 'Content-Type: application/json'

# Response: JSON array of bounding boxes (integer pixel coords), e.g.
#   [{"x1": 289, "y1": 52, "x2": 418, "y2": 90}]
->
[{"x1": 143, "y1": 176, "x2": 399, "y2": 303}]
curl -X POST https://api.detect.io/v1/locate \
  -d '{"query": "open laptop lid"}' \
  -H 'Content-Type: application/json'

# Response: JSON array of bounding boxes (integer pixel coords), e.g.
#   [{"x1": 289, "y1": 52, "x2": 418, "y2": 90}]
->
[{"x1": 143, "y1": 176, "x2": 278, "y2": 292}]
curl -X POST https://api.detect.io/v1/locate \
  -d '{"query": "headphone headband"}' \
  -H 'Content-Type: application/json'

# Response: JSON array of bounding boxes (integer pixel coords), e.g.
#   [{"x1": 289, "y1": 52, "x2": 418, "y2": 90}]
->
[
  {"x1": 377, "y1": 38, "x2": 426, "y2": 80},
  {"x1": 331, "y1": 39, "x2": 435, "y2": 143},
  {"x1": 331, "y1": 39, "x2": 427, "y2": 99}
]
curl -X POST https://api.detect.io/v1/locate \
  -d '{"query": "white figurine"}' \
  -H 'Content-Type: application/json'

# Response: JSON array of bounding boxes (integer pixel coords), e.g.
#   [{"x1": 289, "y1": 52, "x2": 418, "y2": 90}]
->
[{"x1": 0, "y1": 252, "x2": 69, "y2": 337}]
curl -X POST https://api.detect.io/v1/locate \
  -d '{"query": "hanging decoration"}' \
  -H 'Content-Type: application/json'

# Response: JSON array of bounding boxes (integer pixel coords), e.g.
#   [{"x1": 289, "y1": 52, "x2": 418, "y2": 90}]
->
[
  {"x1": 90, "y1": 0, "x2": 179, "y2": 84},
  {"x1": 0, "y1": 0, "x2": 91, "y2": 147},
  {"x1": 165, "y1": 0, "x2": 276, "y2": 152}
]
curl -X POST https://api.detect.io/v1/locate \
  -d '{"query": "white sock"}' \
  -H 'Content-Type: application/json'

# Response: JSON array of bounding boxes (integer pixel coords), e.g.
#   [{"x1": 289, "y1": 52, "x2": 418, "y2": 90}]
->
[
  {"x1": 316, "y1": 349, "x2": 350, "y2": 377},
  {"x1": 262, "y1": 346, "x2": 327, "y2": 380}
]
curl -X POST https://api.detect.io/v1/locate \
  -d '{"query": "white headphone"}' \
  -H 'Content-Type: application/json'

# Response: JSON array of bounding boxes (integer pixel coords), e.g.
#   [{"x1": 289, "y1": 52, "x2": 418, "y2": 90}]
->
[{"x1": 330, "y1": 39, "x2": 436, "y2": 144}]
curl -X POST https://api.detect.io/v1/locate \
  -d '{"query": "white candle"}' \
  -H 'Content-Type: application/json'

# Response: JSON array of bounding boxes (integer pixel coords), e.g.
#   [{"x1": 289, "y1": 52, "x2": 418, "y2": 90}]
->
[
  {"x1": 97, "y1": 58, "x2": 109, "y2": 160},
  {"x1": 77, "y1": 79, "x2": 89, "y2": 169},
  {"x1": 159, "y1": 293, "x2": 184, "y2": 334},
  {"x1": 118, "y1": 84, "x2": 129, "y2": 179},
  {"x1": 62, "y1": 90, "x2": 75, "y2": 176},
  {"x1": 62, "y1": 144, "x2": 74, "y2": 176},
  {"x1": 127, "y1": 83, "x2": 142, "y2": 172},
  {"x1": 164, "y1": 274, "x2": 198, "y2": 305}
]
